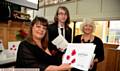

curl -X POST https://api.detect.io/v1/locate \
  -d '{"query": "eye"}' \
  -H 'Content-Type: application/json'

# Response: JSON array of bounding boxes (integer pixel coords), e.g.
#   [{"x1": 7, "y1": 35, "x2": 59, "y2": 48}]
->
[
  {"x1": 36, "y1": 25, "x2": 41, "y2": 28},
  {"x1": 43, "y1": 26, "x2": 47, "y2": 30},
  {"x1": 58, "y1": 12, "x2": 67, "y2": 15}
]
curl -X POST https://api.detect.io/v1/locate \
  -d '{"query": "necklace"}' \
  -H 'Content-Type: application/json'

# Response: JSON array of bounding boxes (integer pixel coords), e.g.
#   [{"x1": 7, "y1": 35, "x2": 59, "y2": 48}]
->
[
  {"x1": 81, "y1": 39, "x2": 91, "y2": 43},
  {"x1": 81, "y1": 35, "x2": 94, "y2": 43}
]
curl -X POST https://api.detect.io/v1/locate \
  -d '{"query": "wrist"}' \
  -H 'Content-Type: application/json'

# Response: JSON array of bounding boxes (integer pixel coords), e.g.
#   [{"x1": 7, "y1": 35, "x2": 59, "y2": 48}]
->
[
  {"x1": 94, "y1": 58, "x2": 98, "y2": 63},
  {"x1": 45, "y1": 65, "x2": 58, "y2": 71}
]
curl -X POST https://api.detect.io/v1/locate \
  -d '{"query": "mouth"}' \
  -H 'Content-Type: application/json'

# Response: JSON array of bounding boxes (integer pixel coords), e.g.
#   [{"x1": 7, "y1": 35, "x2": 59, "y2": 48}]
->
[{"x1": 36, "y1": 31, "x2": 43, "y2": 35}]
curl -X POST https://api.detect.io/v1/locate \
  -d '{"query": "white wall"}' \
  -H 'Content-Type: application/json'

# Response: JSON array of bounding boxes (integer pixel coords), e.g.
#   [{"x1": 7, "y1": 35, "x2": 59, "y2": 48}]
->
[
  {"x1": 101, "y1": 0, "x2": 120, "y2": 18},
  {"x1": 34, "y1": 0, "x2": 120, "y2": 21},
  {"x1": 34, "y1": 8, "x2": 45, "y2": 17},
  {"x1": 60, "y1": 2, "x2": 77, "y2": 21},
  {"x1": 45, "y1": 5, "x2": 59, "y2": 21},
  {"x1": 77, "y1": 0, "x2": 101, "y2": 18}
]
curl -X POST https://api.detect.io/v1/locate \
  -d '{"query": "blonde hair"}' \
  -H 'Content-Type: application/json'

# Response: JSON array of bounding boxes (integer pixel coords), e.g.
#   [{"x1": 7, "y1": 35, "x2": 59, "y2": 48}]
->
[{"x1": 80, "y1": 18, "x2": 96, "y2": 33}]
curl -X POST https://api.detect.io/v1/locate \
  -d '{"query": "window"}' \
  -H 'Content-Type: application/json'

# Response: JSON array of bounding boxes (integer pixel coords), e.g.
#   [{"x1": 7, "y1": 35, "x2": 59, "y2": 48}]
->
[{"x1": 108, "y1": 20, "x2": 120, "y2": 44}]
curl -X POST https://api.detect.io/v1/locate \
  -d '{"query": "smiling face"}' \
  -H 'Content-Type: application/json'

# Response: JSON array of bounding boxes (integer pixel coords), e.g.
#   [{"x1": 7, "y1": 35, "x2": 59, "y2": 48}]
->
[
  {"x1": 57, "y1": 8, "x2": 68, "y2": 24},
  {"x1": 32, "y1": 21, "x2": 47, "y2": 40},
  {"x1": 83, "y1": 23, "x2": 94, "y2": 34}
]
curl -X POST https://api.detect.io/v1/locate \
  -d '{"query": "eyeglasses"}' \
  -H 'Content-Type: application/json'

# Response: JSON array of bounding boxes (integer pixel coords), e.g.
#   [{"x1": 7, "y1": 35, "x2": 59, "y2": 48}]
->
[{"x1": 58, "y1": 12, "x2": 67, "y2": 15}]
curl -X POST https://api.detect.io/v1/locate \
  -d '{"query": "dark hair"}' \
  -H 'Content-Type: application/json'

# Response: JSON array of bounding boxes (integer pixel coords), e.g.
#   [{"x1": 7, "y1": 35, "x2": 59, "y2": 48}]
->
[
  {"x1": 54, "y1": 6, "x2": 70, "y2": 27},
  {"x1": 26, "y1": 16, "x2": 48, "y2": 50}
]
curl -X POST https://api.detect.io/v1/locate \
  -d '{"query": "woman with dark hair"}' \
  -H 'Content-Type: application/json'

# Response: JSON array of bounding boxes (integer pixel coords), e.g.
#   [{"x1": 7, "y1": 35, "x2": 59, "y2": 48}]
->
[
  {"x1": 16, "y1": 17, "x2": 71, "y2": 71},
  {"x1": 48, "y1": 6, "x2": 72, "y2": 57}
]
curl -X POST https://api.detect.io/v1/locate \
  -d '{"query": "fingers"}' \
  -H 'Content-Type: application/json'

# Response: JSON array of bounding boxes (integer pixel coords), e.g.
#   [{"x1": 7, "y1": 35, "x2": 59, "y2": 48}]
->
[{"x1": 58, "y1": 48, "x2": 66, "y2": 52}]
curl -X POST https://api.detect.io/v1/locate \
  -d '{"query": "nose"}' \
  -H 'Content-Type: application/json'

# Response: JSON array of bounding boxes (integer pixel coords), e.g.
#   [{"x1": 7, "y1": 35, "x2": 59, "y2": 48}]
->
[{"x1": 40, "y1": 27, "x2": 44, "y2": 32}]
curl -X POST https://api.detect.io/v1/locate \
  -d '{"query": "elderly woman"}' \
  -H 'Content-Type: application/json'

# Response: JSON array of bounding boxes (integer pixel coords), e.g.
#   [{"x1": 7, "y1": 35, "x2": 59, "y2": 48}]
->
[{"x1": 73, "y1": 19, "x2": 104, "y2": 71}]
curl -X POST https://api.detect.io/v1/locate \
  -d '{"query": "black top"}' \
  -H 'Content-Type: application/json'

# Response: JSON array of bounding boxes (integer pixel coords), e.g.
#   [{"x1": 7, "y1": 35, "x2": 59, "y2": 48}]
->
[
  {"x1": 48, "y1": 23, "x2": 72, "y2": 61},
  {"x1": 48, "y1": 23, "x2": 72, "y2": 43},
  {"x1": 16, "y1": 40, "x2": 61, "y2": 71},
  {"x1": 72, "y1": 35, "x2": 104, "y2": 71}
]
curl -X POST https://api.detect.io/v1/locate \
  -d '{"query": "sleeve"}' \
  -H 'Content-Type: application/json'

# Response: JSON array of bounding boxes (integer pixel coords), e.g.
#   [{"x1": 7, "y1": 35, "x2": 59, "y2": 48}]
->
[
  {"x1": 48, "y1": 24, "x2": 65, "y2": 56},
  {"x1": 65, "y1": 27, "x2": 72, "y2": 43},
  {"x1": 48, "y1": 25, "x2": 52, "y2": 42},
  {"x1": 16, "y1": 41, "x2": 49, "y2": 71},
  {"x1": 69, "y1": 28, "x2": 72, "y2": 43},
  {"x1": 94, "y1": 38, "x2": 104, "y2": 62},
  {"x1": 73, "y1": 36, "x2": 77, "y2": 43}
]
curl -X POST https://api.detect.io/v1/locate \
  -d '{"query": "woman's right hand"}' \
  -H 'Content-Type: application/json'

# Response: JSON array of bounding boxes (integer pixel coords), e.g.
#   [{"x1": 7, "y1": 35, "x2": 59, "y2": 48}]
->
[
  {"x1": 45, "y1": 64, "x2": 71, "y2": 71},
  {"x1": 58, "y1": 48, "x2": 66, "y2": 52},
  {"x1": 58, "y1": 63, "x2": 71, "y2": 70}
]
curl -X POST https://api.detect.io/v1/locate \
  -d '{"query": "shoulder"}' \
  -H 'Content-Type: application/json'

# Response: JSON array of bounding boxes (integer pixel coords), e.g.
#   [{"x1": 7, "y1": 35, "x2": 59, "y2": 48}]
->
[
  {"x1": 48, "y1": 23, "x2": 57, "y2": 28},
  {"x1": 67, "y1": 26, "x2": 72, "y2": 31},
  {"x1": 48, "y1": 24, "x2": 58, "y2": 34},
  {"x1": 74, "y1": 35, "x2": 82, "y2": 38},
  {"x1": 94, "y1": 36, "x2": 102, "y2": 41},
  {"x1": 19, "y1": 40, "x2": 33, "y2": 49},
  {"x1": 17, "y1": 40, "x2": 31, "y2": 53},
  {"x1": 19, "y1": 40, "x2": 30, "y2": 45},
  {"x1": 73, "y1": 35, "x2": 82, "y2": 43},
  {"x1": 48, "y1": 23, "x2": 58, "y2": 30},
  {"x1": 48, "y1": 23, "x2": 54, "y2": 27},
  {"x1": 18, "y1": 40, "x2": 37, "y2": 54},
  {"x1": 94, "y1": 36, "x2": 103, "y2": 44}
]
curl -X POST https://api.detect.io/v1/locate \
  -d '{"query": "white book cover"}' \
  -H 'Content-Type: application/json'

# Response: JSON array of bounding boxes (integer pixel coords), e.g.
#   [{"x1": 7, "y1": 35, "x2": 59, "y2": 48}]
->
[
  {"x1": 52, "y1": 35, "x2": 68, "y2": 50},
  {"x1": 62, "y1": 43, "x2": 96, "y2": 71}
]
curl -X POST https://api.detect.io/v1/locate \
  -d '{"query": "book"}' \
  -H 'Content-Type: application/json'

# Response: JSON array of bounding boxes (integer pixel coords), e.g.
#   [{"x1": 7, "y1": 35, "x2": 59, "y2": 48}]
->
[
  {"x1": 62, "y1": 43, "x2": 96, "y2": 71},
  {"x1": 52, "y1": 35, "x2": 68, "y2": 52}
]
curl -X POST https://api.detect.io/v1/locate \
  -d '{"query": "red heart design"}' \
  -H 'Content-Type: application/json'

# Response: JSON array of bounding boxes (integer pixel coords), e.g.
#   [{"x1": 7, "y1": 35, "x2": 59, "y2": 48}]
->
[
  {"x1": 13, "y1": 45, "x2": 15, "y2": 47},
  {"x1": 71, "y1": 58, "x2": 76, "y2": 64},
  {"x1": 10, "y1": 48, "x2": 13, "y2": 50},
  {"x1": 66, "y1": 55, "x2": 70, "y2": 60},
  {"x1": 71, "y1": 49, "x2": 76, "y2": 56},
  {"x1": 14, "y1": 48, "x2": 16, "y2": 50}
]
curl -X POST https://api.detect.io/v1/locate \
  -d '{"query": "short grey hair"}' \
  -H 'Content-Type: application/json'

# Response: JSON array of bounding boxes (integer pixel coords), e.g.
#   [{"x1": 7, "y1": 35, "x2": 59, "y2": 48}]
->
[{"x1": 80, "y1": 19, "x2": 96, "y2": 33}]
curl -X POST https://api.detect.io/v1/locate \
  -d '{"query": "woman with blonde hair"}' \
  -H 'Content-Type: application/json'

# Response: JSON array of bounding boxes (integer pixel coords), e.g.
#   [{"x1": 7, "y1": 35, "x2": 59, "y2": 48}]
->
[{"x1": 73, "y1": 19, "x2": 104, "y2": 71}]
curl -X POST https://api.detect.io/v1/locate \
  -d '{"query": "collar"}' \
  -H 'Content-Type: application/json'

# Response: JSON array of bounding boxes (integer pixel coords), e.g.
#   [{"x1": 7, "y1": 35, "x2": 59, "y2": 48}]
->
[{"x1": 58, "y1": 23, "x2": 65, "y2": 28}]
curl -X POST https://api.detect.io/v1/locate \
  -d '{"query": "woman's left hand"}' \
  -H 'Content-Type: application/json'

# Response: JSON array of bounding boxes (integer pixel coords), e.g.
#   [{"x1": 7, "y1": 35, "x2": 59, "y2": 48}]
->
[
  {"x1": 89, "y1": 58, "x2": 98, "y2": 70},
  {"x1": 58, "y1": 47, "x2": 66, "y2": 52},
  {"x1": 89, "y1": 61, "x2": 94, "y2": 70}
]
